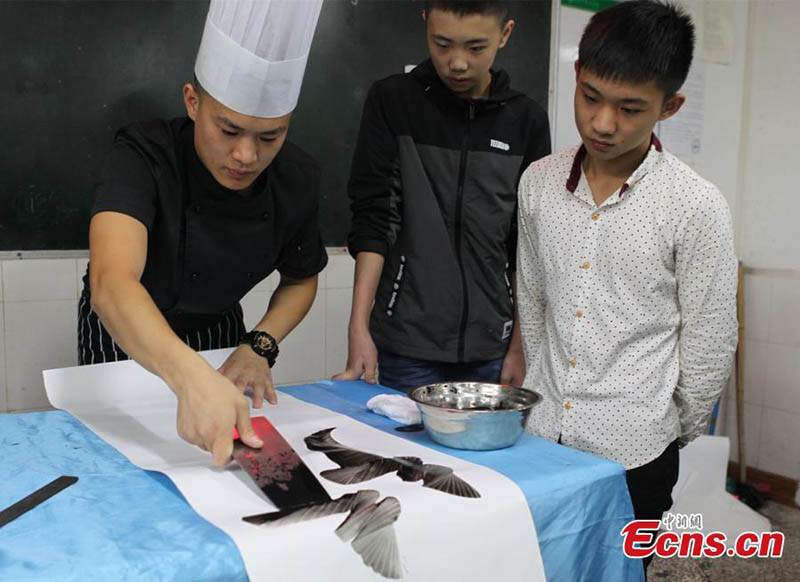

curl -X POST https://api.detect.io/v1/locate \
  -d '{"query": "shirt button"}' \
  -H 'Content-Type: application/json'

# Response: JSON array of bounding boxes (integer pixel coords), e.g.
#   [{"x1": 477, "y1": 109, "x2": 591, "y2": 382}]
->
[
  {"x1": 581, "y1": 261, "x2": 591, "y2": 270},
  {"x1": 591, "y1": 213, "x2": 599, "y2": 221},
  {"x1": 191, "y1": 272, "x2": 199, "y2": 281},
  {"x1": 262, "y1": 211, "x2": 270, "y2": 220},
  {"x1": 575, "y1": 310, "x2": 584, "y2": 318},
  {"x1": 564, "y1": 402, "x2": 572, "y2": 410},
  {"x1": 569, "y1": 358, "x2": 577, "y2": 367}
]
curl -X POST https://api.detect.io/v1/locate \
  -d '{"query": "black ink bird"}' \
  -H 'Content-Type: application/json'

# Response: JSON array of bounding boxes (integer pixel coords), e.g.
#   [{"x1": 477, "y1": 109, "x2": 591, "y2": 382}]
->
[
  {"x1": 243, "y1": 490, "x2": 403, "y2": 579},
  {"x1": 243, "y1": 489, "x2": 379, "y2": 526},
  {"x1": 304, "y1": 428, "x2": 481, "y2": 499},
  {"x1": 336, "y1": 496, "x2": 402, "y2": 578}
]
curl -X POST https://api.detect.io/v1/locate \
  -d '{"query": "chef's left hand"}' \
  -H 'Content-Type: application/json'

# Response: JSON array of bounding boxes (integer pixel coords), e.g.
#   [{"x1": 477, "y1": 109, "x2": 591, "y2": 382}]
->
[
  {"x1": 219, "y1": 345, "x2": 276, "y2": 408},
  {"x1": 500, "y1": 344, "x2": 526, "y2": 387}
]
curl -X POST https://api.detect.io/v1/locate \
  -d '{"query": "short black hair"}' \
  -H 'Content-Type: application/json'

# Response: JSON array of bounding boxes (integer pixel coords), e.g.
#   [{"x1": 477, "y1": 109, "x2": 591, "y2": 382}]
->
[
  {"x1": 578, "y1": 0, "x2": 694, "y2": 99},
  {"x1": 425, "y1": 0, "x2": 510, "y2": 23},
  {"x1": 192, "y1": 75, "x2": 204, "y2": 95}
]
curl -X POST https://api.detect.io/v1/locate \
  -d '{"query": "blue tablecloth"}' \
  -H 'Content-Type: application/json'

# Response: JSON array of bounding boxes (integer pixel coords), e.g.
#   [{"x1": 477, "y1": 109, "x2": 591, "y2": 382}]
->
[{"x1": 0, "y1": 380, "x2": 643, "y2": 581}]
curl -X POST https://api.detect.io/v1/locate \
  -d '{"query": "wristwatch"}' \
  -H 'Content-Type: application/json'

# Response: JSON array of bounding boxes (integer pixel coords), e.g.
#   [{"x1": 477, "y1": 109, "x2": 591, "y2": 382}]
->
[{"x1": 240, "y1": 330, "x2": 279, "y2": 368}]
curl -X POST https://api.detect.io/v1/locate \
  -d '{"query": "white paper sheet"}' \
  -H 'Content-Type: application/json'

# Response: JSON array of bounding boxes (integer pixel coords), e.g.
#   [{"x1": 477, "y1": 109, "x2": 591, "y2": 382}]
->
[
  {"x1": 667, "y1": 436, "x2": 771, "y2": 547},
  {"x1": 44, "y1": 350, "x2": 545, "y2": 582}
]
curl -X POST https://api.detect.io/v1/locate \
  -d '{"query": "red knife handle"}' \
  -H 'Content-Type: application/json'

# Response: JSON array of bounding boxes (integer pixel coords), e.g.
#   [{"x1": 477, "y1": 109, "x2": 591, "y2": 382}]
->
[{"x1": 232, "y1": 416, "x2": 268, "y2": 440}]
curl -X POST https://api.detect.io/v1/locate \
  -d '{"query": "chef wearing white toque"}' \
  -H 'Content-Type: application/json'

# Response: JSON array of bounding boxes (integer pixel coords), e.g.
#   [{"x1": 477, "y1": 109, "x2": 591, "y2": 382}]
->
[
  {"x1": 80, "y1": 0, "x2": 326, "y2": 465},
  {"x1": 196, "y1": 0, "x2": 321, "y2": 118}
]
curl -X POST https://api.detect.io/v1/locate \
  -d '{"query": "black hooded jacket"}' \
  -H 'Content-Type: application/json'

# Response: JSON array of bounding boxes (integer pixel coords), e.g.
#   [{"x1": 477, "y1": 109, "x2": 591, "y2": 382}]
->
[{"x1": 347, "y1": 59, "x2": 551, "y2": 363}]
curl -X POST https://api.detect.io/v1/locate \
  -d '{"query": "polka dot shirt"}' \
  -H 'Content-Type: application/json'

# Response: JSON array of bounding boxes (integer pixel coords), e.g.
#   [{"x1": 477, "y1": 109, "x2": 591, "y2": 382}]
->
[{"x1": 516, "y1": 137, "x2": 738, "y2": 469}]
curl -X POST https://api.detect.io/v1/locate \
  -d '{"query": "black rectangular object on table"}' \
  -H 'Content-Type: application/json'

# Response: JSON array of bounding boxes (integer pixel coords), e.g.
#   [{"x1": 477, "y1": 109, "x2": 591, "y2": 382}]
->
[
  {"x1": 233, "y1": 417, "x2": 331, "y2": 510},
  {"x1": 0, "y1": 475, "x2": 79, "y2": 528}
]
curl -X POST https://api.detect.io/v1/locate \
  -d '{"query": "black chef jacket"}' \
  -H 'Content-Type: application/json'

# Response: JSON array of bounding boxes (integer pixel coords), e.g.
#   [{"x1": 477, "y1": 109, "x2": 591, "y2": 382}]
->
[{"x1": 78, "y1": 117, "x2": 327, "y2": 364}]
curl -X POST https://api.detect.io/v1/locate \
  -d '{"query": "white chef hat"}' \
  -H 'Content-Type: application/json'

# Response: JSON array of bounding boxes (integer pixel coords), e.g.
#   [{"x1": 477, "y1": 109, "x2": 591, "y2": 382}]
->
[{"x1": 194, "y1": 0, "x2": 323, "y2": 118}]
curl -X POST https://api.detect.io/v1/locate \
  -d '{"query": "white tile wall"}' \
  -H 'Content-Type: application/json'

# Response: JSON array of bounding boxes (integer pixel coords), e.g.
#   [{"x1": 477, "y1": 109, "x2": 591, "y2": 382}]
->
[
  {"x1": 733, "y1": 0, "x2": 800, "y2": 482},
  {"x1": 5, "y1": 299, "x2": 78, "y2": 411},
  {"x1": 271, "y1": 289, "x2": 326, "y2": 385},
  {"x1": 742, "y1": 340, "x2": 767, "y2": 407},
  {"x1": 718, "y1": 270, "x2": 800, "y2": 480},
  {"x1": 240, "y1": 289, "x2": 272, "y2": 330},
  {"x1": 325, "y1": 287, "x2": 352, "y2": 378},
  {"x1": 324, "y1": 249, "x2": 354, "y2": 289},
  {"x1": 743, "y1": 273, "x2": 771, "y2": 343},
  {"x1": 768, "y1": 277, "x2": 800, "y2": 348},
  {"x1": 758, "y1": 407, "x2": 800, "y2": 481},
  {"x1": 764, "y1": 344, "x2": 800, "y2": 415},
  {"x1": 316, "y1": 259, "x2": 328, "y2": 290},
  {"x1": 724, "y1": 394, "x2": 762, "y2": 469},
  {"x1": 251, "y1": 270, "x2": 280, "y2": 294},
  {"x1": 76, "y1": 257, "x2": 89, "y2": 294},
  {"x1": 3, "y1": 259, "x2": 78, "y2": 302},
  {"x1": 743, "y1": 404, "x2": 764, "y2": 471}
]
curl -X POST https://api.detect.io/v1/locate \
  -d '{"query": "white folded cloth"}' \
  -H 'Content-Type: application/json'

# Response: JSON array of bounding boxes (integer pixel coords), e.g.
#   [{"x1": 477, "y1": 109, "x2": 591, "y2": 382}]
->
[{"x1": 366, "y1": 394, "x2": 421, "y2": 426}]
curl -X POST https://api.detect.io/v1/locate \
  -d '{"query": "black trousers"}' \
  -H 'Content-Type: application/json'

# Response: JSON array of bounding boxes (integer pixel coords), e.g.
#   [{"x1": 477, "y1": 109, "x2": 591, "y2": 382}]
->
[{"x1": 625, "y1": 440, "x2": 680, "y2": 575}]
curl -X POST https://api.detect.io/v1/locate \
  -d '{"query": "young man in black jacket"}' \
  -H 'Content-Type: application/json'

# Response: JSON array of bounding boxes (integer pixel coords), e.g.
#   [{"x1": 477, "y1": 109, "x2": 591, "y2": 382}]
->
[{"x1": 335, "y1": 1, "x2": 550, "y2": 391}]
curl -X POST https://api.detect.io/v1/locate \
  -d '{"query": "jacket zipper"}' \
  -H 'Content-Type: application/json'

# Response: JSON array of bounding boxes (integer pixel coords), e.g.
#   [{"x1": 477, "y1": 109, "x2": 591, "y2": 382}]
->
[{"x1": 454, "y1": 101, "x2": 475, "y2": 361}]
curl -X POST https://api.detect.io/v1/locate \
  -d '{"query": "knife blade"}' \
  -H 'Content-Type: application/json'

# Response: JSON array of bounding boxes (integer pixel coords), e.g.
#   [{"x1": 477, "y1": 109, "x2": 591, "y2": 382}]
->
[
  {"x1": 0, "y1": 475, "x2": 78, "y2": 528},
  {"x1": 233, "y1": 416, "x2": 331, "y2": 509}
]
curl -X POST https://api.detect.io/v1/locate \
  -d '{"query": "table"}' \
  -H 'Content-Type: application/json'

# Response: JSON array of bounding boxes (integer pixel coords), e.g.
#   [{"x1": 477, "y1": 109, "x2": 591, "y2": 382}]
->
[{"x1": 0, "y1": 380, "x2": 643, "y2": 581}]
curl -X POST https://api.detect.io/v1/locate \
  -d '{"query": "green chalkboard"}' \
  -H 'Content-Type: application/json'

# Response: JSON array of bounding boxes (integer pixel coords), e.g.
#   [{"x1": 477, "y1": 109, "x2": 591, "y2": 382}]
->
[{"x1": 0, "y1": 0, "x2": 551, "y2": 250}]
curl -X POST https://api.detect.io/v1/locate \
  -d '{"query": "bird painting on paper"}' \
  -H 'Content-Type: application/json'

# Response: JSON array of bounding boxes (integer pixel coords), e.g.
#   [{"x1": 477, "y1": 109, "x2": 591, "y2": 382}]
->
[
  {"x1": 243, "y1": 489, "x2": 403, "y2": 579},
  {"x1": 304, "y1": 428, "x2": 481, "y2": 499}
]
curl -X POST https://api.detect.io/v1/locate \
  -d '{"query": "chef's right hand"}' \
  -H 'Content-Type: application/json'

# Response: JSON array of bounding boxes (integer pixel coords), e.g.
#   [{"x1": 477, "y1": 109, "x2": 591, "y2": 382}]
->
[
  {"x1": 332, "y1": 324, "x2": 378, "y2": 384},
  {"x1": 175, "y1": 367, "x2": 263, "y2": 466}
]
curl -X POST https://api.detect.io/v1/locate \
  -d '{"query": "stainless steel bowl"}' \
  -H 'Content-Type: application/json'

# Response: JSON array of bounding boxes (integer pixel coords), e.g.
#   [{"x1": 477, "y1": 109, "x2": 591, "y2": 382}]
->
[{"x1": 408, "y1": 382, "x2": 541, "y2": 450}]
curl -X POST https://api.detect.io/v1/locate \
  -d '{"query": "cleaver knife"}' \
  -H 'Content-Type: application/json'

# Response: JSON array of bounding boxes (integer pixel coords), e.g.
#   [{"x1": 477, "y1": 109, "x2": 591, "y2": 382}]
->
[{"x1": 233, "y1": 416, "x2": 332, "y2": 509}]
